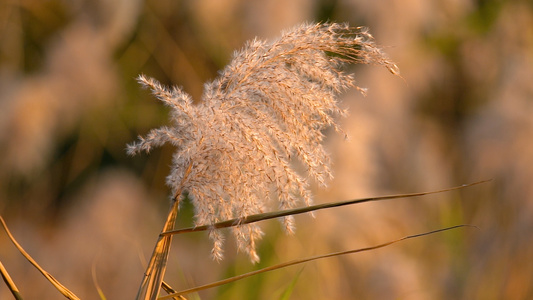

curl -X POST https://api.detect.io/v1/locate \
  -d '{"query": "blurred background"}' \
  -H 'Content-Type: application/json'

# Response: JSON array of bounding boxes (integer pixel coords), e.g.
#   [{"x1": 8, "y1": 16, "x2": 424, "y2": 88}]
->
[{"x1": 1, "y1": 0, "x2": 532, "y2": 299}]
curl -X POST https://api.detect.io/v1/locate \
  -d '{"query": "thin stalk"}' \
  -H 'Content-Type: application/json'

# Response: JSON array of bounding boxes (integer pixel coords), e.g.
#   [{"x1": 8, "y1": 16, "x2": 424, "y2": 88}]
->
[
  {"x1": 136, "y1": 163, "x2": 192, "y2": 300},
  {"x1": 162, "y1": 180, "x2": 489, "y2": 236},
  {"x1": 0, "y1": 260, "x2": 23, "y2": 300},
  {"x1": 159, "y1": 225, "x2": 476, "y2": 299}
]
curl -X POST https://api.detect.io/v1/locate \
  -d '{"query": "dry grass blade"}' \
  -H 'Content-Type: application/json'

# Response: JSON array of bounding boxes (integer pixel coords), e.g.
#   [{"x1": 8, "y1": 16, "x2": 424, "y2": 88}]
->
[
  {"x1": 0, "y1": 216, "x2": 81, "y2": 300},
  {"x1": 136, "y1": 163, "x2": 192, "y2": 300},
  {"x1": 162, "y1": 180, "x2": 490, "y2": 236},
  {"x1": 161, "y1": 281, "x2": 185, "y2": 300},
  {"x1": 158, "y1": 225, "x2": 476, "y2": 299},
  {"x1": 0, "y1": 260, "x2": 23, "y2": 300},
  {"x1": 136, "y1": 198, "x2": 181, "y2": 300}
]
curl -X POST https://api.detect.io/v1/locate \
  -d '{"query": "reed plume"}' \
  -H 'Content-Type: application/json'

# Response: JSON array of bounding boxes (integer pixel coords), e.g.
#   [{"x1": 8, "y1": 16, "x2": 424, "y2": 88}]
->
[{"x1": 128, "y1": 22, "x2": 398, "y2": 263}]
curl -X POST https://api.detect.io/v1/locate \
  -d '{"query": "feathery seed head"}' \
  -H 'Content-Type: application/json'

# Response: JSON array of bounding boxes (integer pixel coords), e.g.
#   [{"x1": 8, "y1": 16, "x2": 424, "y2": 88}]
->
[{"x1": 128, "y1": 22, "x2": 398, "y2": 263}]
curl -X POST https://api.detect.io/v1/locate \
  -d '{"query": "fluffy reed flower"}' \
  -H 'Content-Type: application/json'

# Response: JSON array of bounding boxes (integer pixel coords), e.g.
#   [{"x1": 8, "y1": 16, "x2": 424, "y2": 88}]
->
[{"x1": 128, "y1": 22, "x2": 398, "y2": 263}]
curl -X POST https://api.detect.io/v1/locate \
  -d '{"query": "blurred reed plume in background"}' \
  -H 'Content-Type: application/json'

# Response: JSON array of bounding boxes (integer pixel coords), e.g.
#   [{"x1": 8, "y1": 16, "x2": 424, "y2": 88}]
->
[
  {"x1": 128, "y1": 23, "x2": 398, "y2": 263},
  {"x1": 1, "y1": 0, "x2": 533, "y2": 299}
]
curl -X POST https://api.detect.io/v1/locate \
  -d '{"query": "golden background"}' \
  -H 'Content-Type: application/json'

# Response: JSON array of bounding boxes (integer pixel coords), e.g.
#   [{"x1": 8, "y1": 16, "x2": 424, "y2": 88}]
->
[{"x1": 1, "y1": 0, "x2": 532, "y2": 299}]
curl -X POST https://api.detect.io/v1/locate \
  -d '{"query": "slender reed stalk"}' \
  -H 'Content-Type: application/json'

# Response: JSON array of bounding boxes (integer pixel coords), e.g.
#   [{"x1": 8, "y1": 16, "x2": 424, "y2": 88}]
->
[
  {"x1": 159, "y1": 225, "x2": 476, "y2": 299},
  {"x1": 161, "y1": 180, "x2": 488, "y2": 236},
  {"x1": 135, "y1": 164, "x2": 192, "y2": 300}
]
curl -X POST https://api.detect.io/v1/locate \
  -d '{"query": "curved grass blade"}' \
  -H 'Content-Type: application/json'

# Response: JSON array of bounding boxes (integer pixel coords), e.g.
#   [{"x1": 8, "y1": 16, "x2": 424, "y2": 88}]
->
[
  {"x1": 0, "y1": 260, "x2": 23, "y2": 300},
  {"x1": 91, "y1": 259, "x2": 107, "y2": 300},
  {"x1": 162, "y1": 180, "x2": 490, "y2": 236},
  {"x1": 158, "y1": 224, "x2": 476, "y2": 299},
  {"x1": 0, "y1": 216, "x2": 81, "y2": 300}
]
